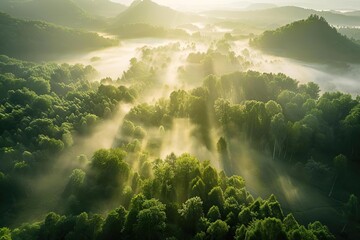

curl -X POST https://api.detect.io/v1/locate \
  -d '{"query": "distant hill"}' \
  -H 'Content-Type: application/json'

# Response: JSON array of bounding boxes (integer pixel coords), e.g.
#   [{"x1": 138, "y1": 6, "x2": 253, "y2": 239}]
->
[
  {"x1": 114, "y1": 0, "x2": 200, "y2": 27},
  {"x1": 251, "y1": 15, "x2": 360, "y2": 63},
  {"x1": 75, "y1": 0, "x2": 126, "y2": 18},
  {"x1": 0, "y1": 12, "x2": 116, "y2": 60},
  {"x1": 344, "y1": 10, "x2": 360, "y2": 17},
  {"x1": 0, "y1": 0, "x2": 105, "y2": 29},
  {"x1": 244, "y1": 3, "x2": 277, "y2": 10},
  {"x1": 203, "y1": 6, "x2": 360, "y2": 28},
  {"x1": 107, "y1": 23, "x2": 189, "y2": 39},
  {"x1": 338, "y1": 27, "x2": 360, "y2": 41}
]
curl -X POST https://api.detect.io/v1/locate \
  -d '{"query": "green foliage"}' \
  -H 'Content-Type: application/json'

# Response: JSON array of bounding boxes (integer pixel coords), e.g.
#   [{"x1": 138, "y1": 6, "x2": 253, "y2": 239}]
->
[
  {"x1": 206, "y1": 220, "x2": 229, "y2": 240},
  {"x1": 179, "y1": 197, "x2": 204, "y2": 233},
  {"x1": 251, "y1": 15, "x2": 360, "y2": 63},
  {"x1": 0, "y1": 0, "x2": 105, "y2": 29},
  {"x1": 207, "y1": 206, "x2": 221, "y2": 222},
  {"x1": 2, "y1": 152, "x2": 335, "y2": 240},
  {"x1": 0, "y1": 13, "x2": 116, "y2": 60},
  {"x1": 308, "y1": 221, "x2": 335, "y2": 240},
  {"x1": 0, "y1": 56, "x2": 135, "y2": 225},
  {"x1": 134, "y1": 200, "x2": 166, "y2": 240},
  {"x1": 344, "y1": 194, "x2": 359, "y2": 222},
  {"x1": 114, "y1": 0, "x2": 197, "y2": 27},
  {"x1": 101, "y1": 206, "x2": 127, "y2": 240}
]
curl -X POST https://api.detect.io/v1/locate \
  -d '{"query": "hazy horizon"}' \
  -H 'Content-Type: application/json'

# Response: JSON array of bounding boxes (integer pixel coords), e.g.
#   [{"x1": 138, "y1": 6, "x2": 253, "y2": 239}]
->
[{"x1": 112, "y1": 0, "x2": 360, "y2": 11}]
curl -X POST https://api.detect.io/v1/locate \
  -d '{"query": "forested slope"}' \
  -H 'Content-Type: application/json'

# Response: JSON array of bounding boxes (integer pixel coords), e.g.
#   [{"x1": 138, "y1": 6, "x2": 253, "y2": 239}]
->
[
  {"x1": 0, "y1": 0, "x2": 104, "y2": 29},
  {"x1": 114, "y1": 0, "x2": 200, "y2": 27},
  {"x1": 251, "y1": 15, "x2": 360, "y2": 63},
  {"x1": 0, "y1": 13, "x2": 116, "y2": 60}
]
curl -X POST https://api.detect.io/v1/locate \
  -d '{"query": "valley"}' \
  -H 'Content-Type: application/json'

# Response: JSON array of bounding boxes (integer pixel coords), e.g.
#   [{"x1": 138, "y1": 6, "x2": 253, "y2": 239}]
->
[{"x1": 0, "y1": 1, "x2": 360, "y2": 239}]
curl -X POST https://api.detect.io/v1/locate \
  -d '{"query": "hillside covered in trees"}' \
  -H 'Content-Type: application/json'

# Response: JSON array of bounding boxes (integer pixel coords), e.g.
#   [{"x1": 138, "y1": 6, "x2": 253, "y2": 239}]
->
[
  {"x1": 251, "y1": 15, "x2": 360, "y2": 63},
  {"x1": 0, "y1": 13, "x2": 116, "y2": 60},
  {"x1": 74, "y1": 0, "x2": 126, "y2": 18},
  {"x1": 0, "y1": 0, "x2": 106, "y2": 29},
  {"x1": 113, "y1": 0, "x2": 200, "y2": 27}
]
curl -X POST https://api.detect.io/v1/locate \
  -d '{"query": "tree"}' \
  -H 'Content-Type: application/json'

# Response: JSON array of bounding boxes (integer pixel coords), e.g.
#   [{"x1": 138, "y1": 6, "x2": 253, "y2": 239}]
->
[
  {"x1": 203, "y1": 165, "x2": 219, "y2": 193},
  {"x1": 206, "y1": 220, "x2": 229, "y2": 240},
  {"x1": 207, "y1": 187, "x2": 225, "y2": 212},
  {"x1": 123, "y1": 194, "x2": 146, "y2": 236},
  {"x1": 308, "y1": 221, "x2": 335, "y2": 240},
  {"x1": 178, "y1": 197, "x2": 204, "y2": 234},
  {"x1": 207, "y1": 206, "x2": 221, "y2": 222},
  {"x1": 238, "y1": 207, "x2": 254, "y2": 226},
  {"x1": 342, "y1": 194, "x2": 359, "y2": 232},
  {"x1": 89, "y1": 148, "x2": 129, "y2": 193},
  {"x1": 288, "y1": 225, "x2": 317, "y2": 240},
  {"x1": 135, "y1": 200, "x2": 166, "y2": 240},
  {"x1": 235, "y1": 225, "x2": 247, "y2": 240},
  {"x1": 245, "y1": 218, "x2": 287, "y2": 240},
  {"x1": 0, "y1": 228, "x2": 11, "y2": 240},
  {"x1": 101, "y1": 206, "x2": 127, "y2": 240},
  {"x1": 174, "y1": 154, "x2": 201, "y2": 202},
  {"x1": 190, "y1": 177, "x2": 206, "y2": 200},
  {"x1": 270, "y1": 113, "x2": 287, "y2": 160},
  {"x1": 329, "y1": 154, "x2": 348, "y2": 197},
  {"x1": 217, "y1": 137, "x2": 231, "y2": 175},
  {"x1": 302, "y1": 82, "x2": 320, "y2": 99},
  {"x1": 283, "y1": 214, "x2": 299, "y2": 232},
  {"x1": 265, "y1": 100, "x2": 282, "y2": 117}
]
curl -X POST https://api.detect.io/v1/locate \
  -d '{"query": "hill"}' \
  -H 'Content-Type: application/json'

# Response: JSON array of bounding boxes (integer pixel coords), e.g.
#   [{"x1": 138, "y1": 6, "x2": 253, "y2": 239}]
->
[
  {"x1": 338, "y1": 27, "x2": 360, "y2": 41},
  {"x1": 344, "y1": 10, "x2": 360, "y2": 16},
  {"x1": 75, "y1": 0, "x2": 127, "y2": 18},
  {"x1": 0, "y1": 13, "x2": 117, "y2": 60},
  {"x1": 203, "y1": 6, "x2": 360, "y2": 28},
  {"x1": 0, "y1": 0, "x2": 105, "y2": 29},
  {"x1": 107, "y1": 23, "x2": 189, "y2": 39},
  {"x1": 244, "y1": 3, "x2": 277, "y2": 10},
  {"x1": 250, "y1": 15, "x2": 360, "y2": 63},
  {"x1": 114, "y1": 0, "x2": 200, "y2": 27}
]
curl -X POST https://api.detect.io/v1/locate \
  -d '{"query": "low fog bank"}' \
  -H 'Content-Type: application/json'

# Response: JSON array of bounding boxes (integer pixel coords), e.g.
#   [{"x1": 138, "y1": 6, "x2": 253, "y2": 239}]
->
[
  {"x1": 233, "y1": 40, "x2": 360, "y2": 96},
  {"x1": 159, "y1": 118, "x2": 220, "y2": 168},
  {"x1": 58, "y1": 36, "x2": 360, "y2": 96},
  {"x1": 56, "y1": 38, "x2": 177, "y2": 79},
  {"x1": 114, "y1": 0, "x2": 360, "y2": 12}
]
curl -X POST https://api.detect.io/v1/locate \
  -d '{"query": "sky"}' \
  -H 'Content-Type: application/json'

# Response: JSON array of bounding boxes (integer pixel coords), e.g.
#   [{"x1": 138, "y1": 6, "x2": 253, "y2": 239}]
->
[{"x1": 112, "y1": 0, "x2": 360, "y2": 11}]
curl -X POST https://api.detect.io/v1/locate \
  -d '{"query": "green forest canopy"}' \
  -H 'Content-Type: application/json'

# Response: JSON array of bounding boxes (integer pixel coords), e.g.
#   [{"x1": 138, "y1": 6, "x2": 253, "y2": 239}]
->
[
  {"x1": 251, "y1": 15, "x2": 360, "y2": 63},
  {"x1": 0, "y1": 0, "x2": 105, "y2": 29},
  {"x1": 0, "y1": 13, "x2": 117, "y2": 60}
]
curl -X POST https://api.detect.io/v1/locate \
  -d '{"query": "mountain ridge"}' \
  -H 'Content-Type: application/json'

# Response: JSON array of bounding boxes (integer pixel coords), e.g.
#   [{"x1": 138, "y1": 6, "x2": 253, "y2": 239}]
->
[
  {"x1": 113, "y1": 0, "x2": 201, "y2": 27},
  {"x1": 203, "y1": 6, "x2": 360, "y2": 27}
]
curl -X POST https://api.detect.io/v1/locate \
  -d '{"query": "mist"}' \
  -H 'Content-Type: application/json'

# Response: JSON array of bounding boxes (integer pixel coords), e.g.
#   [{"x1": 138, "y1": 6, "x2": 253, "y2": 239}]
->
[
  {"x1": 13, "y1": 104, "x2": 132, "y2": 225},
  {"x1": 114, "y1": 0, "x2": 360, "y2": 11},
  {"x1": 2, "y1": 0, "x2": 360, "y2": 238}
]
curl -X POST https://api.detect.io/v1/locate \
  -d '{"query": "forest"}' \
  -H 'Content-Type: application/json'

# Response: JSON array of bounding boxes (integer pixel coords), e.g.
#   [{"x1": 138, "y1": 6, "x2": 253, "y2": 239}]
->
[
  {"x1": 251, "y1": 15, "x2": 360, "y2": 63},
  {"x1": 0, "y1": 0, "x2": 360, "y2": 240}
]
